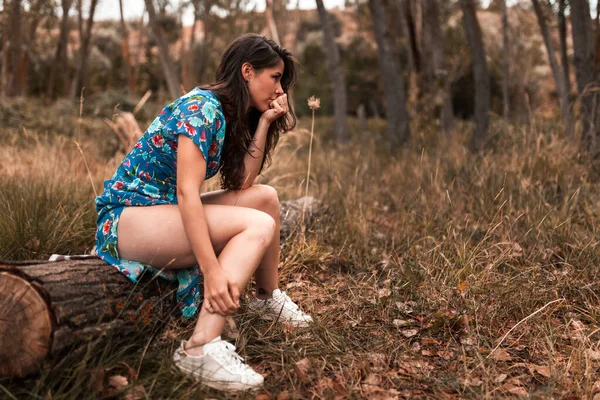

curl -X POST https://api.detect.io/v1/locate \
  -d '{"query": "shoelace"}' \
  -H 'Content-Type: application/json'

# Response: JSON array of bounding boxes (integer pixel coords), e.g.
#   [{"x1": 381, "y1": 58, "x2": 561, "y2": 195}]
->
[{"x1": 206, "y1": 342, "x2": 251, "y2": 374}]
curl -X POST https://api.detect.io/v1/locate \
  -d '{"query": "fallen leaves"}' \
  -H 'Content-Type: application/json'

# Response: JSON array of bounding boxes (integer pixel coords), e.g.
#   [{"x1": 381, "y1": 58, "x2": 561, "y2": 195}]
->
[
  {"x1": 294, "y1": 358, "x2": 312, "y2": 382},
  {"x1": 489, "y1": 349, "x2": 512, "y2": 361}
]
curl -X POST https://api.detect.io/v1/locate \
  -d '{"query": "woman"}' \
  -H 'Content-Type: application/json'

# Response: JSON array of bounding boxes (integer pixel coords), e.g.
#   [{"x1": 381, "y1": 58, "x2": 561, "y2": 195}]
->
[{"x1": 94, "y1": 34, "x2": 312, "y2": 392}]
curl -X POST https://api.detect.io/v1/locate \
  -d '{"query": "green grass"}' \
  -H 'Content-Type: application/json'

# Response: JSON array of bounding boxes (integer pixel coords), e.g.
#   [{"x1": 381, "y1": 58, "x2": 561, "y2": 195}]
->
[{"x1": 1, "y1": 98, "x2": 600, "y2": 398}]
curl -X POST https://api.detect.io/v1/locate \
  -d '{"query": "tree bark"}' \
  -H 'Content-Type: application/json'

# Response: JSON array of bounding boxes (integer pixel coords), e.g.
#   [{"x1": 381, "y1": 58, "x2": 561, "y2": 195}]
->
[
  {"x1": 266, "y1": 0, "x2": 281, "y2": 45},
  {"x1": 558, "y1": 0, "x2": 571, "y2": 97},
  {"x1": 7, "y1": 0, "x2": 23, "y2": 96},
  {"x1": 403, "y1": 0, "x2": 421, "y2": 74},
  {"x1": 46, "y1": 0, "x2": 72, "y2": 99},
  {"x1": 144, "y1": 0, "x2": 182, "y2": 100},
  {"x1": 316, "y1": 0, "x2": 349, "y2": 142},
  {"x1": 69, "y1": 0, "x2": 99, "y2": 99},
  {"x1": 369, "y1": 0, "x2": 411, "y2": 148},
  {"x1": 532, "y1": 0, "x2": 573, "y2": 136},
  {"x1": 0, "y1": 260, "x2": 177, "y2": 378},
  {"x1": 0, "y1": 197, "x2": 318, "y2": 378},
  {"x1": 501, "y1": 0, "x2": 510, "y2": 120},
  {"x1": 570, "y1": 0, "x2": 599, "y2": 154},
  {"x1": 119, "y1": 0, "x2": 135, "y2": 97},
  {"x1": 1, "y1": 0, "x2": 10, "y2": 97},
  {"x1": 460, "y1": 0, "x2": 490, "y2": 152}
]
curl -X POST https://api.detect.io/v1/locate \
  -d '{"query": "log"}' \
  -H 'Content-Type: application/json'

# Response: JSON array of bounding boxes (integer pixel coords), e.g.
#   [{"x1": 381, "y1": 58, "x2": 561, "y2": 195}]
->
[{"x1": 0, "y1": 197, "x2": 319, "y2": 378}]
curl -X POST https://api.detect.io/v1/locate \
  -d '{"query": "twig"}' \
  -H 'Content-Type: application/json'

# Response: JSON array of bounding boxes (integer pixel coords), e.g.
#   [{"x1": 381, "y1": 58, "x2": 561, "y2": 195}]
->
[
  {"x1": 302, "y1": 100, "x2": 318, "y2": 229},
  {"x1": 487, "y1": 298, "x2": 564, "y2": 360},
  {"x1": 74, "y1": 141, "x2": 98, "y2": 198}
]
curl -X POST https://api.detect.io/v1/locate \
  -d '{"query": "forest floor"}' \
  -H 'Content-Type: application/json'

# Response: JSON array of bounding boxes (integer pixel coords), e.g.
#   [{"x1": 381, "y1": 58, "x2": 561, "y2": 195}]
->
[{"x1": 1, "y1": 96, "x2": 600, "y2": 399}]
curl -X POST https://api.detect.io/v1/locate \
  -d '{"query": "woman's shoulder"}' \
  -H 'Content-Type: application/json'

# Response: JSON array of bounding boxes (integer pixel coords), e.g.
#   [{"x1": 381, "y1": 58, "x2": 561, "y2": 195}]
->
[{"x1": 178, "y1": 88, "x2": 222, "y2": 112}]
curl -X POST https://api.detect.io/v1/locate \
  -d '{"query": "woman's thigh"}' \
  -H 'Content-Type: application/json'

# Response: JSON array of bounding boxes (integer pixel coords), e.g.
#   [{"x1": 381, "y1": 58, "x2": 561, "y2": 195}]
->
[
  {"x1": 116, "y1": 203, "x2": 272, "y2": 269},
  {"x1": 200, "y1": 184, "x2": 279, "y2": 214}
]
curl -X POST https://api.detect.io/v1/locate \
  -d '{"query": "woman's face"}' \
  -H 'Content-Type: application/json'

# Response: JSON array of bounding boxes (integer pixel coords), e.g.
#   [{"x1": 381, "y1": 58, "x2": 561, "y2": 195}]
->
[{"x1": 245, "y1": 59, "x2": 285, "y2": 113}]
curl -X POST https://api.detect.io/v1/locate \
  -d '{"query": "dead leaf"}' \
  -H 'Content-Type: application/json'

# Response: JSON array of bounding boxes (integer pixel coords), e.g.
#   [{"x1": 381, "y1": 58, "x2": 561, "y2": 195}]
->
[
  {"x1": 109, "y1": 375, "x2": 129, "y2": 389},
  {"x1": 594, "y1": 394, "x2": 600, "y2": 400},
  {"x1": 457, "y1": 281, "x2": 469, "y2": 296},
  {"x1": 286, "y1": 282, "x2": 304, "y2": 289},
  {"x1": 489, "y1": 349, "x2": 512, "y2": 361},
  {"x1": 410, "y1": 342, "x2": 420, "y2": 353},
  {"x1": 294, "y1": 358, "x2": 311, "y2": 382},
  {"x1": 528, "y1": 364, "x2": 551, "y2": 378},
  {"x1": 494, "y1": 373, "x2": 507, "y2": 383},
  {"x1": 401, "y1": 329, "x2": 418, "y2": 338},
  {"x1": 586, "y1": 349, "x2": 600, "y2": 360},
  {"x1": 378, "y1": 288, "x2": 391, "y2": 299},
  {"x1": 509, "y1": 242, "x2": 523, "y2": 258},
  {"x1": 276, "y1": 391, "x2": 289, "y2": 400},
  {"x1": 362, "y1": 373, "x2": 382, "y2": 387},
  {"x1": 506, "y1": 385, "x2": 528, "y2": 397},
  {"x1": 421, "y1": 350, "x2": 434, "y2": 356},
  {"x1": 461, "y1": 336, "x2": 476, "y2": 346},
  {"x1": 396, "y1": 301, "x2": 416, "y2": 314},
  {"x1": 593, "y1": 379, "x2": 600, "y2": 393},
  {"x1": 123, "y1": 385, "x2": 146, "y2": 400},
  {"x1": 393, "y1": 319, "x2": 409, "y2": 327},
  {"x1": 255, "y1": 394, "x2": 271, "y2": 400}
]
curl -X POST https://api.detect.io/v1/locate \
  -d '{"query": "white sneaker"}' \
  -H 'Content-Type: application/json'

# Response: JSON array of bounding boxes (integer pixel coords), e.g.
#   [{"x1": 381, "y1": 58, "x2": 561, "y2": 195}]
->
[
  {"x1": 247, "y1": 289, "x2": 313, "y2": 327},
  {"x1": 172, "y1": 336, "x2": 264, "y2": 392}
]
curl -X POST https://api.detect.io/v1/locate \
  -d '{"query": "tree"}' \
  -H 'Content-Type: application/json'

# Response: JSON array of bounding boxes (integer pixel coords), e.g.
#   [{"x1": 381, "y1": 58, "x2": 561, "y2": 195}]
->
[
  {"x1": 69, "y1": 0, "x2": 100, "y2": 98},
  {"x1": 369, "y1": 0, "x2": 411, "y2": 148},
  {"x1": 532, "y1": 0, "x2": 573, "y2": 136},
  {"x1": 144, "y1": 0, "x2": 182, "y2": 100},
  {"x1": 459, "y1": 0, "x2": 490, "y2": 152},
  {"x1": 119, "y1": 0, "x2": 135, "y2": 97},
  {"x1": 266, "y1": 0, "x2": 280, "y2": 45},
  {"x1": 558, "y1": 0, "x2": 571, "y2": 97},
  {"x1": 421, "y1": 0, "x2": 454, "y2": 133},
  {"x1": 570, "y1": 0, "x2": 600, "y2": 155},
  {"x1": 315, "y1": 0, "x2": 349, "y2": 142},
  {"x1": 501, "y1": 0, "x2": 510, "y2": 120}
]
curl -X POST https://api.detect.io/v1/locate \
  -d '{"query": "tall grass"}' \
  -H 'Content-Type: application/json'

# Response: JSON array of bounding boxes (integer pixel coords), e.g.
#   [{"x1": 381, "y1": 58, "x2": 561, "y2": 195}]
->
[{"x1": 2, "y1": 99, "x2": 600, "y2": 398}]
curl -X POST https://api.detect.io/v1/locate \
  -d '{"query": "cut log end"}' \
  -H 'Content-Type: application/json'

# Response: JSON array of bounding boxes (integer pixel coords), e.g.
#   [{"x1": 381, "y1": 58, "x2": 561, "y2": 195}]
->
[{"x1": 0, "y1": 271, "x2": 52, "y2": 377}]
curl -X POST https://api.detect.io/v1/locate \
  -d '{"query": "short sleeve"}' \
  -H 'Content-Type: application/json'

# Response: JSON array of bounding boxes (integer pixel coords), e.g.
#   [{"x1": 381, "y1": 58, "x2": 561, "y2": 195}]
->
[{"x1": 166, "y1": 96, "x2": 220, "y2": 162}]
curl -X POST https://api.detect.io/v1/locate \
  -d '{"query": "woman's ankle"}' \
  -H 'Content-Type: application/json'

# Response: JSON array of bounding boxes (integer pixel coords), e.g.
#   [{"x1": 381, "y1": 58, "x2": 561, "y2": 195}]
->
[
  {"x1": 255, "y1": 287, "x2": 276, "y2": 300},
  {"x1": 185, "y1": 332, "x2": 211, "y2": 352}
]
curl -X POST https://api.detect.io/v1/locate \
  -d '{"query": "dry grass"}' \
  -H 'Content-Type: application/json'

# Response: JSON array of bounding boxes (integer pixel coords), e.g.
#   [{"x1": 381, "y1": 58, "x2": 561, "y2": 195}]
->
[{"x1": 1, "y1": 99, "x2": 600, "y2": 399}]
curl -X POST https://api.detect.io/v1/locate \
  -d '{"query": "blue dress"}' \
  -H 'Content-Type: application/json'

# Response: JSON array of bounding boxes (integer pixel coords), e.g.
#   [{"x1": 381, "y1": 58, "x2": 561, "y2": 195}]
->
[{"x1": 94, "y1": 88, "x2": 226, "y2": 317}]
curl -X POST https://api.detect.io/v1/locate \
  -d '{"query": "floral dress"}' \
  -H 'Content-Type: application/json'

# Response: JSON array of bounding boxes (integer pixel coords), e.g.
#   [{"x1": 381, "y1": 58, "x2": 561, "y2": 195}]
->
[{"x1": 94, "y1": 88, "x2": 226, "y2": 318}]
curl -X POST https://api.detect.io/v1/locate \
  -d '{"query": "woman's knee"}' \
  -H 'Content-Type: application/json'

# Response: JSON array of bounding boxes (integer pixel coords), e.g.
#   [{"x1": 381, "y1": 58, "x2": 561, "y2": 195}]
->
[
  {"x1": 253, "y1": 185, "x2": 280, "y2": 218},
  {"x1": 245, "y1": 210, "x2": 276, "y2": 245}
]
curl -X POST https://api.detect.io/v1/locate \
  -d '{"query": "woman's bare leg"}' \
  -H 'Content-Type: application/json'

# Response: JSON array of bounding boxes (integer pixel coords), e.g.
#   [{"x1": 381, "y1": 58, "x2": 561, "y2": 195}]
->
[
  {"x1": 201, "y1": 185, "x2": 280, "y2": 298},
  {"x1": 117, "y1": 203, "x2": 275, "y2": 353}
]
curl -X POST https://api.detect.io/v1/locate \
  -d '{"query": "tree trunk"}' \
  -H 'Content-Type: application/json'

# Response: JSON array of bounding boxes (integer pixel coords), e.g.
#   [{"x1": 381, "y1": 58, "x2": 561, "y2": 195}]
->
[
  {"x1": 421, "y1": 0, "x2": 453, "y2": 133},
  {"x1": 558, "y1": 0, "x2": 571, "y2": 98},
  {"x1": 265, "y1": 0, "x2": 281, "y2": 45},
  {"x1": 119, "y1": 0, "x2": 135, "y2": 97},
  {"x1": 460, "y1": 0, "x2": 490, "y2": 152},
  {"x1": 403, "y1": 0, "x2": 421, "y2": 74},
  {"x1": 570, "y1": 0, "x2": 599, "y2": 154},
  {"x1": 7, "y1": 0, "x2": 22, "y2": 96},
  {"x1": 369, "y1": 0, "x2": 411, "y2": 148},
  {"x1": 501, "y1": 0, "x2": 510, "y2": 120},
  {"x1": 0, "y1": 259, "x2": 177, "y2": 378},
  {"x1": 316, "y1": 0, "x2": 349, "y2": 142},
  {"x1": 144, "y1": 0, "x2": 182, "y2": 100},
  {"x1": 1, "y1": 0, "x2": 10, "y2": 97},
  {"x1": 46, "y1": 0, "x2": 72, "y2": 99},
  {"x1": 532, "y1": 0, "x2": 573, "y2": 136},
  {"x1": 0, "y1": 197, "x2": 318, "y2": 378},
  {"x1": 69, "y1": 0, "x2": 99, "y2": 99}
]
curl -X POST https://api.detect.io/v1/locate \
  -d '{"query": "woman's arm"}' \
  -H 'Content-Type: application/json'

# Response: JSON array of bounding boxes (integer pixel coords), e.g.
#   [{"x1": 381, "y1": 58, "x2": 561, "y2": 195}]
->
[
  {"x1": 240, "y1": 94, "x2": 288, "y2": 189},
  {"x1": 177, "y1": 135, "x2": 240, "y2": 315},
  {"x1": 240, "y1": 118, "x2": 270, "y2": 189}
]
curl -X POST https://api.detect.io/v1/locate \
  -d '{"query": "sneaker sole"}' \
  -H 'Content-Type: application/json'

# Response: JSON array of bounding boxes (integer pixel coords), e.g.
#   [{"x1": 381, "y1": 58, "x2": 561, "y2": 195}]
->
[
  {"x1": 252, "y1": 312, "x2": 312, "y2": 328},
  {"x1": 175, "y1": 364, "x2": 264, "y2": 392}
]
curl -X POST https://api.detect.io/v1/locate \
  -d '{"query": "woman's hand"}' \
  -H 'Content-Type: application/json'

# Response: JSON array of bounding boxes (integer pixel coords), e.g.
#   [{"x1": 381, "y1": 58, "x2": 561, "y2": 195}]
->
[
  {"x1": 203, "y1": 267, "x2": 240, "y2": 316},
  {"x1": 260, "y1": 93, "x2": 288, "y2": 124}
]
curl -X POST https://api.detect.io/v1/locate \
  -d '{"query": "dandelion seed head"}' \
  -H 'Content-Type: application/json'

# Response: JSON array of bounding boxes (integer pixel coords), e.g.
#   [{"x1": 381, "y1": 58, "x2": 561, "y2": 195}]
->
[{"x1": 307, "y1": 96, "x2": 321, "y2": 110}]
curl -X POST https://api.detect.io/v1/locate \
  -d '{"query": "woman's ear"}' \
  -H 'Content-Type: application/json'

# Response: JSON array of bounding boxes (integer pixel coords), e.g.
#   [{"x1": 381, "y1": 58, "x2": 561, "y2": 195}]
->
[{"x1": 241, "y1": 62, "x2": 253, "y2": 82}]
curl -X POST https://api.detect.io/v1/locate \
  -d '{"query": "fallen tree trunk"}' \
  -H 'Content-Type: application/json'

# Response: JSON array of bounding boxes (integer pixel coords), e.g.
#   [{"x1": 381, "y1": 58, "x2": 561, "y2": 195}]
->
[{"x1": 0, "y1": 197, "x2": 318, "y2": 378}]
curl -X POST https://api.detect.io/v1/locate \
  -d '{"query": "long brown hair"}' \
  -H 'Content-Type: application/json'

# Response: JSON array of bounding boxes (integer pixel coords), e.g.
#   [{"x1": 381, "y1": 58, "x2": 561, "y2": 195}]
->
[{"x1": 202, "y1": 34, "x2": 297, "y2": 190}]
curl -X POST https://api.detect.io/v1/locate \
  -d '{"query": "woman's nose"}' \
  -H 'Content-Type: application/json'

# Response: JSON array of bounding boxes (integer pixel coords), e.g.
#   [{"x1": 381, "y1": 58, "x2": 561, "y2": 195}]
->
[{"x1": 275, "y1": 83, "x2": 283, "y2": 95}]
